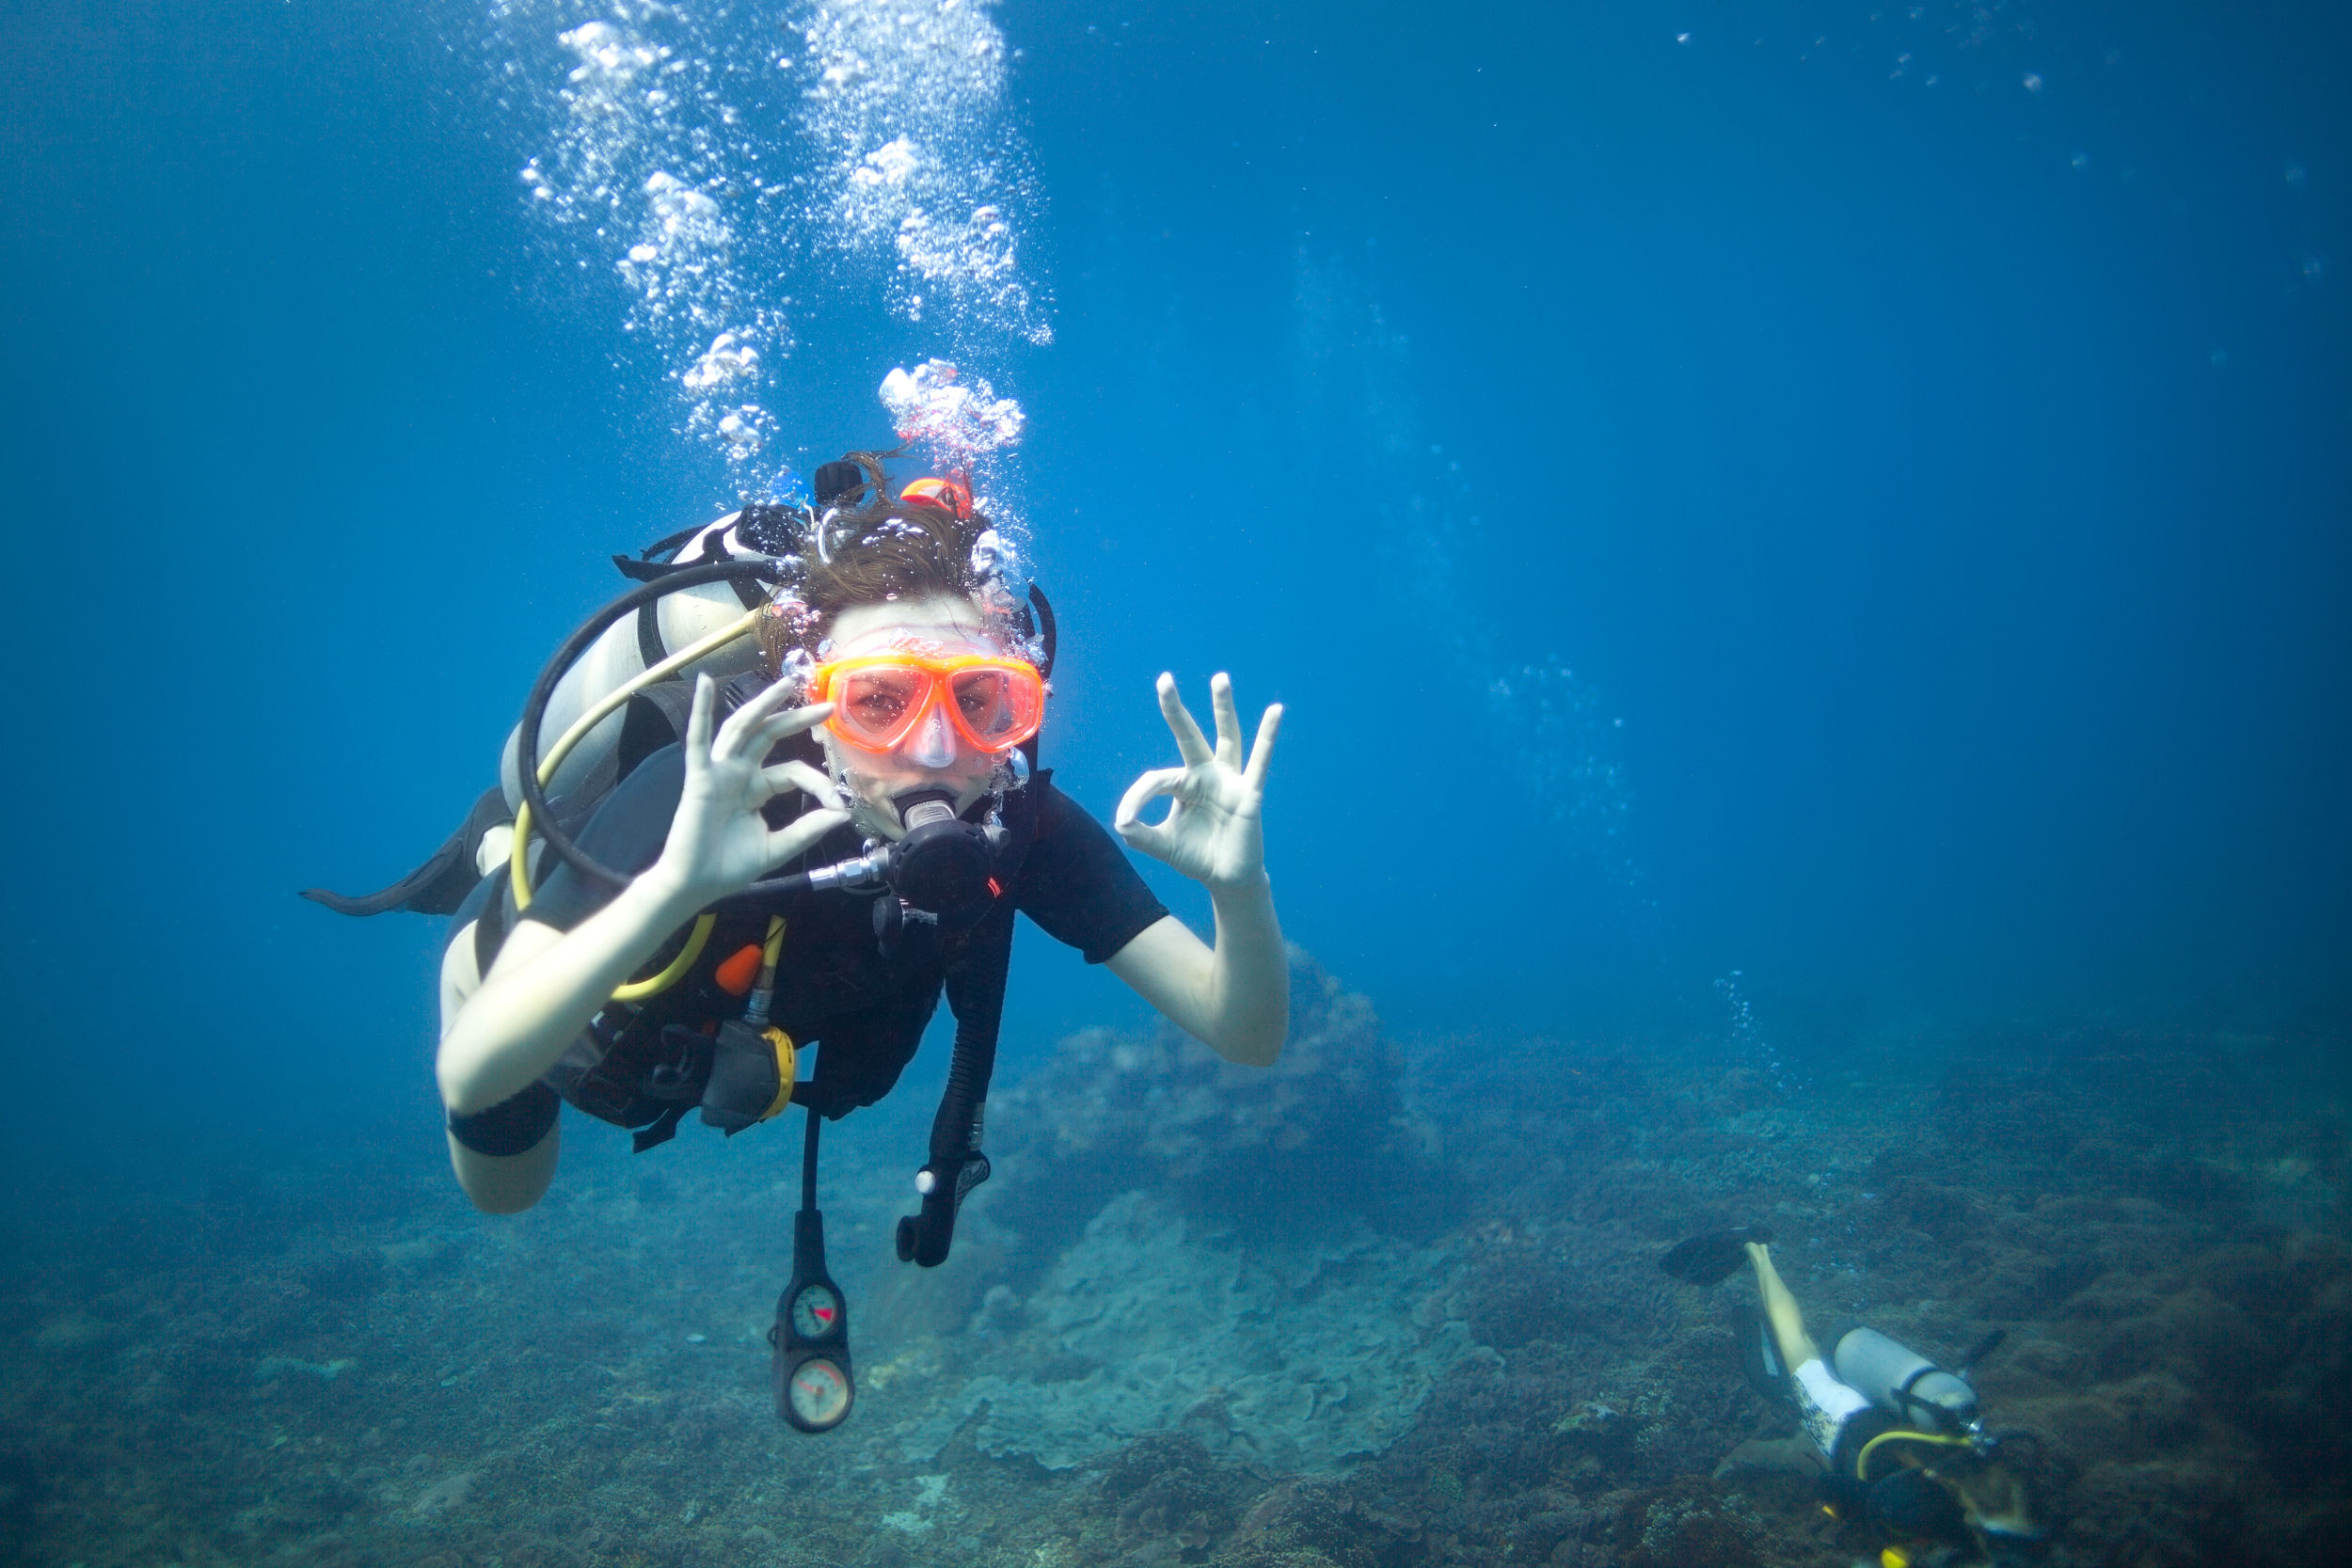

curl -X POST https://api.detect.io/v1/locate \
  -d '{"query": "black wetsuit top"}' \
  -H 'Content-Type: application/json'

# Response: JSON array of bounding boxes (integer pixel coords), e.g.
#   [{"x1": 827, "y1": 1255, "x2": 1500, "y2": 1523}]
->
[{"x1": 448, "y1": 745, "x2": 1166, "y2": 1154}]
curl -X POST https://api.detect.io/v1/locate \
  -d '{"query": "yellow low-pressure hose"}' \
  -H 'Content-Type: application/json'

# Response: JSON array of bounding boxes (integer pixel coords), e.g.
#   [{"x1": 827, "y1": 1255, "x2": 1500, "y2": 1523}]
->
[
  {"x1": 611, "y1": 914, "x2": 717, "y2": 1002},
  {"x1": 757, "y1": 915, "x2": 787, "y2": 988},
  {"x1": 1855, "y1": 1428, "x2": 1976, "y2": 1482},
  {"x1": 504, "y1": 602, "x2": 764, "y2": 1005},
  {"x1": 741, "y1": 916, "x2": 788, "y2": 1028},
  {"x1": 750, "y1": 917, "x2": 795, "y2": 1119}
]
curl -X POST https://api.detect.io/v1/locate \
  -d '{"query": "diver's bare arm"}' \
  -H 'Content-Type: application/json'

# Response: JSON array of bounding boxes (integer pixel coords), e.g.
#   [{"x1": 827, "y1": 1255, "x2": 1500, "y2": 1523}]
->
[
  {"x1": 1109, "y1": 673, "x2": 1288, "y2": 1066},
  {"x1": 436, "y1": 875, "x2": 709, "y2": 1115},
  {"x1": 1105, "y1": 876, "x2": 1287, "y2": 1066},
  {"x1": 433, "y1": 915, "x2": 560, "y2": 1212}
]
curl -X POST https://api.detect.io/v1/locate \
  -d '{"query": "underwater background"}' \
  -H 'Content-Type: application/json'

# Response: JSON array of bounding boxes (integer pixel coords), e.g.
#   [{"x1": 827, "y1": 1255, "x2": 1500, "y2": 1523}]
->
[{"x1": 3, "y1": 1, "x2": 2347, "y2": 1564}]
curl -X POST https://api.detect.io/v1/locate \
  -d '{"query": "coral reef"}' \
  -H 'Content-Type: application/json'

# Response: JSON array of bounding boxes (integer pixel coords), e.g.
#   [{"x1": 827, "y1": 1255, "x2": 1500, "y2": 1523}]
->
[
  {"x1": 990, "y1": 948, "x2": 1450, "y2": 1253},
  {"x1": 0, "y1": 974, "x2": 2344, "y2": 1567},
  {"x1": 893, "y1": 1187, "x2": 1479, "y2": 1471}
]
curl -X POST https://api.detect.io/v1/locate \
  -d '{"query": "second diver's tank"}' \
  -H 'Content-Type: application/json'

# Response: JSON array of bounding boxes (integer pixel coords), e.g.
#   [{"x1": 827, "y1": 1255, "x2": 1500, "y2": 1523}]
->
[{"x1": 1833, "y1": 1327, "x2": 1979, "y2": 1433}]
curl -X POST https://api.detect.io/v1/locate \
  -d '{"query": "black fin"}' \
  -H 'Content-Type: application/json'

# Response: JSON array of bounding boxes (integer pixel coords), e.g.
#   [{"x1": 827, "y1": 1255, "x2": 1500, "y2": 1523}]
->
[
  {"x1": 1658, "y1": 1225, "x2": 1772, "y2": 1286},
  {"x1": 1733, "y1": 1300, "x2": 1796, "y2": 1405},
  {"x1": 1957, "y1": 1328, "x2": 2007, "y2": 1373},
  {"x1": 300, "y1": 786, "x2": 511, "y2": 917}
]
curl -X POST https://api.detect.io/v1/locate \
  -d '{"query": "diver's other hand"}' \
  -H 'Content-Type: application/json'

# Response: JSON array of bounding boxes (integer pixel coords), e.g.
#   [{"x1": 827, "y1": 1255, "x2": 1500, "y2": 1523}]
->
[
  {"x1": 659, "y1": 674, "x2": 850, "y2": 905},
  {"x1": 1116, "y1": 673, "x2": 1280, "y2": 891}
]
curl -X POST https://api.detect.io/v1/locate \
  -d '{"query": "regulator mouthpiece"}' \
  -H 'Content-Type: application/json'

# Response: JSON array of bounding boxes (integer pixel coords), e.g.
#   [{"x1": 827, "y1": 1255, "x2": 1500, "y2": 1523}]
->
[
  {"x1": 894, "y1": 788, "x2": 961, "y2": 831},
  {"x1": 888, "y1": 795, "x2": 998, "y2": 933}
]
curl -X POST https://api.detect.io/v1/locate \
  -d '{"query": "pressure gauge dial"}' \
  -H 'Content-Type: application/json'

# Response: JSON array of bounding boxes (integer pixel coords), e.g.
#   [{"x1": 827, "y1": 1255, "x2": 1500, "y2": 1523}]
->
[
  {"x1": 786, "y1": 1354, "x2": 852, "y2": 1430},
  {"x1": 790, "y1": 1282, "x2": 841, "y2": 1340}
]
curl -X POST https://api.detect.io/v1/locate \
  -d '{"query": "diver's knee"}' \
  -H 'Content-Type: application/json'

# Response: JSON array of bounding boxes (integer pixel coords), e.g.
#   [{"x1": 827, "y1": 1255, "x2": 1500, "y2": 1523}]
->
[
  {"x1": 464, "y1": 1180, "x2": 544, "y2": 1216},
  {"x1": 446, "y1": 1124, "x2": 558, "y2": 1213}
]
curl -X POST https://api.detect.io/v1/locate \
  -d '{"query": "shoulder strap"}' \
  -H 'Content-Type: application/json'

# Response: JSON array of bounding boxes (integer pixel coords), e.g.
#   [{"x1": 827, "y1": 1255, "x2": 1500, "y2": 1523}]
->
[
  {"x1": 619, "y1": 681, "x2": 697, "y2": 776},
  {"x1": 636, "y1": 600, "x2": 668, "y2": 670},
  {"x1": 637, "y1": 524, "x2": 704, "y2": 563},
  {"x1": 544, "y1": 743, "x2": 621, "y2": 833},
  {"x1": 616, "y1": 539, "x2": 773, "y2": 610}
]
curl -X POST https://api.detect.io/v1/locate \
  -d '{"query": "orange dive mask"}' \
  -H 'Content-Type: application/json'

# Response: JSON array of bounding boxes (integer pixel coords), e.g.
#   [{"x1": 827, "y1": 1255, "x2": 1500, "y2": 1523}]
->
[{"x1": 809, "y1": 651, "x2": 1045, "y2": 754}]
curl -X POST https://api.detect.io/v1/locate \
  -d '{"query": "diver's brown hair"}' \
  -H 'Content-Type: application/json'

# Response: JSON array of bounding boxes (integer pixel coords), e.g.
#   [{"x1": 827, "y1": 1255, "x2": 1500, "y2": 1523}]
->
[{"x1": 756, "y1": 482, "x2": 988, "y2": 671}]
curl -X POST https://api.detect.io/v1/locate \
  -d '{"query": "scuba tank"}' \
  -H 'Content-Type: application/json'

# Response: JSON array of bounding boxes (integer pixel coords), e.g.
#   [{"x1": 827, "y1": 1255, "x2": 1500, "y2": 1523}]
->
[
  {"x1": 497, "y1": 506, "x2": 798, "y2": 814},
  {"x1": 297, "y1": 488, "x2": 835, "y2": 920},
  {"x1": 1833, "y1": 1327, "x2": 1981, "y2": 1435}
]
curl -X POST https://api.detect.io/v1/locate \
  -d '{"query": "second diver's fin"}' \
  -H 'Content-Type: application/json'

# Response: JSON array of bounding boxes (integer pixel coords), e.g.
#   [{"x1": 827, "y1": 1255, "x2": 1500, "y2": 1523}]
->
[
  {"x1": 1733, "y1": 1300, "x2": 1796, "y2": 1406},
  {"x1": 1658, "y1": 1225, "x2": 1773, "y2": 1286},
  {"x1": 1956, "y1": 1327, "x2": 2008, "y2": 1375}
]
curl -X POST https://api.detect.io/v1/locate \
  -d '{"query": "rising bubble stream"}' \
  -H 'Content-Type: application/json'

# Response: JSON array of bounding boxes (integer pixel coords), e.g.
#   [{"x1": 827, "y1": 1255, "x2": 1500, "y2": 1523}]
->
[{"x1": 480, "y1": 1, "x2": 1047, "y2": 484}]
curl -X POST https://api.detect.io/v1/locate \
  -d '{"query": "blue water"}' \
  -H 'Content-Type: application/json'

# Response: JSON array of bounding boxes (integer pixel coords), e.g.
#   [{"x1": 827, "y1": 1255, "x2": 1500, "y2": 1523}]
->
[
  {"x1": 0, "y1": 5, "x2": 2347, "y2": 1553},
  {"x1": 0, "y1": 3, "x2": 2342, "y2": 1132}
]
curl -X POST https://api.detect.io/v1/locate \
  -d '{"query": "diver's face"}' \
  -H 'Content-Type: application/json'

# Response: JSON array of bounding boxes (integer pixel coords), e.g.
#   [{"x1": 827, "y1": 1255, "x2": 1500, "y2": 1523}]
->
[{"x1": 820, "y1": 594, "x2": 1006, "y2": 836}]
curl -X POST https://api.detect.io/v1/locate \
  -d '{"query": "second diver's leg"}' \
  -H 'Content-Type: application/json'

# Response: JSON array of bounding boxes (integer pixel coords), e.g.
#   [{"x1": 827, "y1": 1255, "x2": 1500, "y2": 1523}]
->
[
  {"x1": 1750, "y1": 1241, "x2": 1877, "y2": 1465},
  {"x1": 1747, "y1": 1241, "x2": 1820, "y2": 1371}
]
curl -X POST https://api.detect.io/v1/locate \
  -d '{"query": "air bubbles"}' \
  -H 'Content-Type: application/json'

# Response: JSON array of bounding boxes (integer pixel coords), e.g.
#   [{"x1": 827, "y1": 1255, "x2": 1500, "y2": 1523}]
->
[
  {"x1": 866, "y1": 358, "x2": 1031, "y2": 607},
  {"x1": 495, "y1": 6, "x2": 794, "y2": 477},
  {"x1": 800, "y1": 0, "x2": 1050, "y2": 346},
  {"x1": 969, "y1": 526, "x2": 1026, "y2": 623},
  {"x1": 485, "y1": 0, "x2": 1051, "y2": 484},
  {"x1": 851, "y1": 135, "x2": 920, "y2": 189},
  {"x1": 682, "y1": 333, "x2": 759, "y2": 392},
  {"x1": 1716, "y1": 972, "x2": 1803, "y2": 1100},
  {"x1": 880, "y1": 359, "x2": 1026, "y2": 468},
  {"x1": 559, "y1": 20, "x2": 660, "y2": 88},
  {"x1": 715, "y1": 406, "x2": 770, "y2": 458}
]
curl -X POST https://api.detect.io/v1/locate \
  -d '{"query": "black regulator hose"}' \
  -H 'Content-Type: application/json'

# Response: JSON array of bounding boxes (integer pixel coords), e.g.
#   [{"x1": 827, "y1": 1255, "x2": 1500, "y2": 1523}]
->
[
  {"x1": 516, "y1": 561, "x2": 786, "y2": 892},
  {"x1": 897, "y1": 904, "x2": 1010, "y2": 1267}
]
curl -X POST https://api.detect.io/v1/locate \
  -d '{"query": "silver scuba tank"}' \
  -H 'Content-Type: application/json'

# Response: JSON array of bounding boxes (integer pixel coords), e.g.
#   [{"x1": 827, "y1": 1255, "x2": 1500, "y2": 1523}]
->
[
  {"x1": 1833, "y1": 1327, "x2": 1979, "y2": 1433},
  {"x1": 497, "y1": 512, "x2": 780, "y2": 816}
]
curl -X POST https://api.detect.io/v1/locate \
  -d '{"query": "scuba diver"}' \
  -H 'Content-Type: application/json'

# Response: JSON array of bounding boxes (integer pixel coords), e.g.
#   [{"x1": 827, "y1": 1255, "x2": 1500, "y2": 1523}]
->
[
  {"x1": 1660, "y1": 1227, "x2": 2049, "y2": 1568},
  {"x1": 308, "y1": 454, "x2": 1287, "y2": 1431}
]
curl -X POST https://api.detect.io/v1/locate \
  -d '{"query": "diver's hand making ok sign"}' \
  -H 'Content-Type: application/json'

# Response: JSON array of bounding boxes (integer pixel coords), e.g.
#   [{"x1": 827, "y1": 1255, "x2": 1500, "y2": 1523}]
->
[
  {"x1": 1116, "y1": 673, "x2": 1282, "y2": 892},
  {"x1": 660, "y1": 674, "x2": 851, "y2": 907}
]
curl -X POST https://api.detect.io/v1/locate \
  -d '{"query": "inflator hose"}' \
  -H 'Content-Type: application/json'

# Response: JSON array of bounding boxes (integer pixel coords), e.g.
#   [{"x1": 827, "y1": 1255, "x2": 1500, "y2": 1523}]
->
[
  {"x1": 515, "y1": 561, "x2": 785, "y2": 892},
  {"x1": 896, "y1": 901, "x2": 1011, "y2": 1268},
  {"x1": 1854, "y1": 1428, "x2": 1978, "y2": 1483}
]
